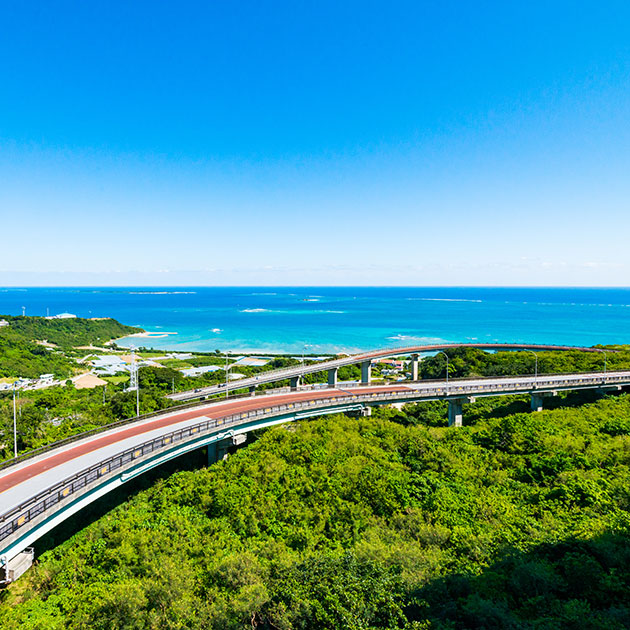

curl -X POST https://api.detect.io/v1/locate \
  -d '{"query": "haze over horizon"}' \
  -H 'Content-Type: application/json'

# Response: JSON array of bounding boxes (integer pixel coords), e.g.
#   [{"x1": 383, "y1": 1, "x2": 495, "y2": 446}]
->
[{"x1": 2, "y1": 1, "x2": 630, "y2": 286}]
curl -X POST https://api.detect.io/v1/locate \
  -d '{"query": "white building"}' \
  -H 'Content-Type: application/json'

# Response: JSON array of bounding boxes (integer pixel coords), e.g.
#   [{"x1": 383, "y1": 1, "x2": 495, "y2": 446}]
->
[
  {"x1": 232, "y1": 356, "x2": 270, "y2": 367},
  {"x1": 180, "y1": 365, "x2": 222, "y2": 378},
  {"x1": 91, "y1": 355, "x2": 128, "y2": 375}
]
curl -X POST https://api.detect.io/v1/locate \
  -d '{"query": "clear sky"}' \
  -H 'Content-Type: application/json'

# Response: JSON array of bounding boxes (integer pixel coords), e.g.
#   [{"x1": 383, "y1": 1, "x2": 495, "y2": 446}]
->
[{"x1": 1, "y1": 1, "x2": 630, "y2": 286}]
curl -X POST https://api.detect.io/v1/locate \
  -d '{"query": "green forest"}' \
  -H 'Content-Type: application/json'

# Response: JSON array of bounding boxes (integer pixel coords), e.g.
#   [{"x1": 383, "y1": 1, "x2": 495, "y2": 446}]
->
[
  {"x1": 2, "y1": 339, "x2": 630, "y2": 628},
  {"x1": 0, "y1": 315, "x2": 141, "y2": 379},
  {"x1": 2, "y1": 390, "x2": 630, "y2": 628}
]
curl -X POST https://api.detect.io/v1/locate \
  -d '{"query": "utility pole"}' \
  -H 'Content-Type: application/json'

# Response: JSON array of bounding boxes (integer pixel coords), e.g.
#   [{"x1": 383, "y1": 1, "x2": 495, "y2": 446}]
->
[
  {"x1": 12, "y1": 383, "x2": 17, "y2": 458},
  {"x1": 129, "y1": 346, "x2": 140, "y2": 416},
  {"x1": 224, "y1": 352, "x2": 230, "y2": 399}
]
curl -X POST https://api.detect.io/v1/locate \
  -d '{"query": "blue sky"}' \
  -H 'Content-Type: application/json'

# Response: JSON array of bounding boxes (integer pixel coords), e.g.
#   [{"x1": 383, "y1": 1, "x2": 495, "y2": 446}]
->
[{"x1": 1, "y1": 1, "x2": 630, "y2": 286}]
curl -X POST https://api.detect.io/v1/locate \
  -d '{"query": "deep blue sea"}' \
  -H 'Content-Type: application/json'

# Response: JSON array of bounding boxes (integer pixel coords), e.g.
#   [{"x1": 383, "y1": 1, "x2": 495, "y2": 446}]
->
[{"x1": 1, "y1": 287, "x2": 629, "y2": 354}]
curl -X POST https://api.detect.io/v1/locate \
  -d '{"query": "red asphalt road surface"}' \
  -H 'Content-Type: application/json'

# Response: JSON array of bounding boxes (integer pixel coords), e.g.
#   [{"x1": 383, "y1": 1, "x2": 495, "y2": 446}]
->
[{"x1": 0, "y1": 385, "x2": 408, "y2": 496}]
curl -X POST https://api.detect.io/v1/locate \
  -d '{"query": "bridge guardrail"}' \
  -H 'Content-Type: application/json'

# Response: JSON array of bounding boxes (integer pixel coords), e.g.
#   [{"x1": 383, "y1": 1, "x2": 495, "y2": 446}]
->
[
  {"x1": 0, "y1": 366, "x2": 621, "y2": 474},
  {"x1": 1, "y1": 370, "x2": 628, "y2": 548},
  {"x1": 0, "y1": 386, "x2": 303, "y2": 474},
  {"x1": 169, "y1": 343, "x2": 610, "y2": 400},
  {"x1": 0, "y1": 389, "x2": 396, "y2": 544}
]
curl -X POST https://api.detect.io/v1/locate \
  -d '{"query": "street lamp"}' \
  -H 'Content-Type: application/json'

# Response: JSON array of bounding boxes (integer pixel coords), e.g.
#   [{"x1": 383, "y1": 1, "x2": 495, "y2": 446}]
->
[
  {"x1": 523, "y1": 350, "x2": 538, "y2": 386},
  {"x1": 302, "y1": 344, "x2": 312, "y2": 385},
  {"x1": 224, "y1": 352, "x2": 231, "y2": 399},
  {"x1": 436, "y1": 351, "x2": 449, "y2": 393}
]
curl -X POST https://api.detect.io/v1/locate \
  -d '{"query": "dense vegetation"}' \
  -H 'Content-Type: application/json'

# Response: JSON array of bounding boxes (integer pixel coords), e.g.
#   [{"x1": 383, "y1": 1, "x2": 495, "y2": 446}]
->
[
  {"x1": 1, "y1": 315, "x2": 141, "y2": 350},
  {"x1": 0, "y1": 315, "x2": 141, "y2": 379},
  {"x1": 0, "y1": 334, "x2": 75, "y2": 379},
  {"x1": 2, "y1": 392, "x2": 630, "y2": 629},
  {"x1": 420, "y1": 346, "x2": 630, "y2": 380}
]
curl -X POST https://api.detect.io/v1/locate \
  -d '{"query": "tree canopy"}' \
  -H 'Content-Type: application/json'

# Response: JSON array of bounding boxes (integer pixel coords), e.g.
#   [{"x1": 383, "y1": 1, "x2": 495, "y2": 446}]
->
[{"x1": 2, "y1": 393, "x2": 630, "y2": 629}]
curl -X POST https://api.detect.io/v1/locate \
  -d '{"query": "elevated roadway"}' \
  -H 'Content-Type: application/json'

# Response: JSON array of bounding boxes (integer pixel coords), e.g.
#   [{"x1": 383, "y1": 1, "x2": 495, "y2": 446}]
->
[
  {"x1": 169, "y1": 343, "x2": 607, "y2": 402},
  {"x1": 1, "y1": 367, "x2": 627, "y2": 581}
]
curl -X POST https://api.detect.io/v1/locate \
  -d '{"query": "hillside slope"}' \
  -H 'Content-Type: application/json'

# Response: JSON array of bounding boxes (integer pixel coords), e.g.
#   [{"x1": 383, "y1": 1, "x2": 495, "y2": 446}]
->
[{"x1": 2, "y1": 394, "x2": 630, "y2": 628}]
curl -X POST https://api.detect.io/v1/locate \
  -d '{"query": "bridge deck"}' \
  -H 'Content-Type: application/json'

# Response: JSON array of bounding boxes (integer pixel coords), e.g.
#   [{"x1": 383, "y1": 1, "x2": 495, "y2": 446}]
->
[
  {"x1": 169, "y1": 342, "x2": 607, "y2": 402},
  {"x1": 1, "y1": 369, "x2": 629, "y2": 569}
]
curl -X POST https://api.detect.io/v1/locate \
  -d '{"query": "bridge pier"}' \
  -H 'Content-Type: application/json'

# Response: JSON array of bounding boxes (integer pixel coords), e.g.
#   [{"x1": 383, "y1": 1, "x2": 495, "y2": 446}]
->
[
  {"x1": 208, "y1": 433, "x2": 247, "y2": 464},
  {"x1": 249, "y1": 386, "x2": 256, "y2": 396},
  {"x1": 410, "y1": 354, "x2": 420, "y2": 381},
  {"x1": 598, "y1": 385, "x2": 622, "y2": 395},
  {"x1": 448, "y1": 396, "x2": 475, "y2": 427},
  {"x1": 290, "y1": 376, "x2": 301, "y2": 391},
  {"x1": 328, "y1": 368, "x2": 338, "y2": 387},
  {"x1": 361, "y1": 360, "x2": 372, "y2": 385},
  {"x1": 530, "y1": 391, "x2": 557, "y2": 412}
]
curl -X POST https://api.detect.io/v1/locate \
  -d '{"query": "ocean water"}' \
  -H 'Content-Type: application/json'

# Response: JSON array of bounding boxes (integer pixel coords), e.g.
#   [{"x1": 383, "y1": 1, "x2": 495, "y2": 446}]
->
[{"x1": 0, "y1": 287, "x2": 629, "y2": 354}]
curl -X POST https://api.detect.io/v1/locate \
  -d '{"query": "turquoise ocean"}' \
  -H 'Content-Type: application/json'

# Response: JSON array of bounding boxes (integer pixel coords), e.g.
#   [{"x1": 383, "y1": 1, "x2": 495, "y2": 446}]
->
[{"x1": 1, "y1": 287, "x2": 629, "y2": 354}]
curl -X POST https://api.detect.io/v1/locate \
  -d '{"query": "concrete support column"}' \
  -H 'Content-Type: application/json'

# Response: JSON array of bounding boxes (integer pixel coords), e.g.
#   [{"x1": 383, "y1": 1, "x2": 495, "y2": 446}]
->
[
  {"x1": 448, "y1": 399, "x2": 464, "y2": 427},
  {"x1": 530, "y1": 391, "x2": 557, "y2": 412},
  {"x1": 328, "y1": 368, "x2": 338, "y2": 387},
  {"x1": 447, "y1": 396, "x2": 475, "y2": 427},
  {"x1": 361, "y1": 360, "x2": 372, "y2": 385},
  {"x1": 530, "y1": 393, "x2": 544, "y2": 412},
  {"x1": 249, "y1": 386, "x2": 256, "y2": 396},
  {"x1": 361, "y1": 406, "x2": 372, "y2": 416},
  {"x1": 290, "y1": 376, "x2": 301, "y2": 391},
  {"x1": 410, "y1": 354, "x2": 420, "y2": 381},
  {"x1": 208, "y1": 434, "x2": 247, "y2": 464},
  {"x1": 207, "y1": 442, "x2": 218, "y2": 464}
]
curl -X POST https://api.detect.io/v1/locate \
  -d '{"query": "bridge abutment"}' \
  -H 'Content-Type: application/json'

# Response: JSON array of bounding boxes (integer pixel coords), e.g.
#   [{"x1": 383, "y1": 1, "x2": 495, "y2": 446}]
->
[{"x1": 1, "y1": 548, "x2": 34, "y2": 585}]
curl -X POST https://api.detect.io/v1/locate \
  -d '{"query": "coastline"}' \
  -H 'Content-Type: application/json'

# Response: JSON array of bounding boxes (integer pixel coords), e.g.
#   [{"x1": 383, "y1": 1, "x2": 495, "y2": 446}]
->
[{"x1": 114, "y1": 330, "x2": 179, "y2": 342}]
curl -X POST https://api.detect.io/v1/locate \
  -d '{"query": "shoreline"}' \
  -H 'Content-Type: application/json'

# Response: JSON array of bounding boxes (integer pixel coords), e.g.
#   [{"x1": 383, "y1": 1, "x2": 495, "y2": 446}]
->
[
  {"x1": 113, "y1": 332, "x2": 351, "y2": 356},
  {"x1": 116, "y1": 331, "x2": 179, "y2": 340}
]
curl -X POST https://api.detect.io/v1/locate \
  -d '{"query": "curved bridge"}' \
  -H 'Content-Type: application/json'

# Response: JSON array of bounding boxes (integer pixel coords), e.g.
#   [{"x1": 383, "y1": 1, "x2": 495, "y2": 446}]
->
[
  {"x1": 169, "y1": 343, "x2": 608, "y2": 401},
  {"x1": 1, "y1": 365, "x2": 628, "y2": 582}
]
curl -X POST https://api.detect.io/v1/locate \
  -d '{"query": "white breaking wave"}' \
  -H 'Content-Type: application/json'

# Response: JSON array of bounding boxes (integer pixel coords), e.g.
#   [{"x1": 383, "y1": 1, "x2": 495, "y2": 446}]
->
[
  {"x1": 127, "y1": 291, "x2": 197, "y2": 295},
  {"x1": 386, "y1": 334, "x2": 449, "y2": 343},
  {"x1": 407, "y1": 298, "x2": 482, "y2": 303}
]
